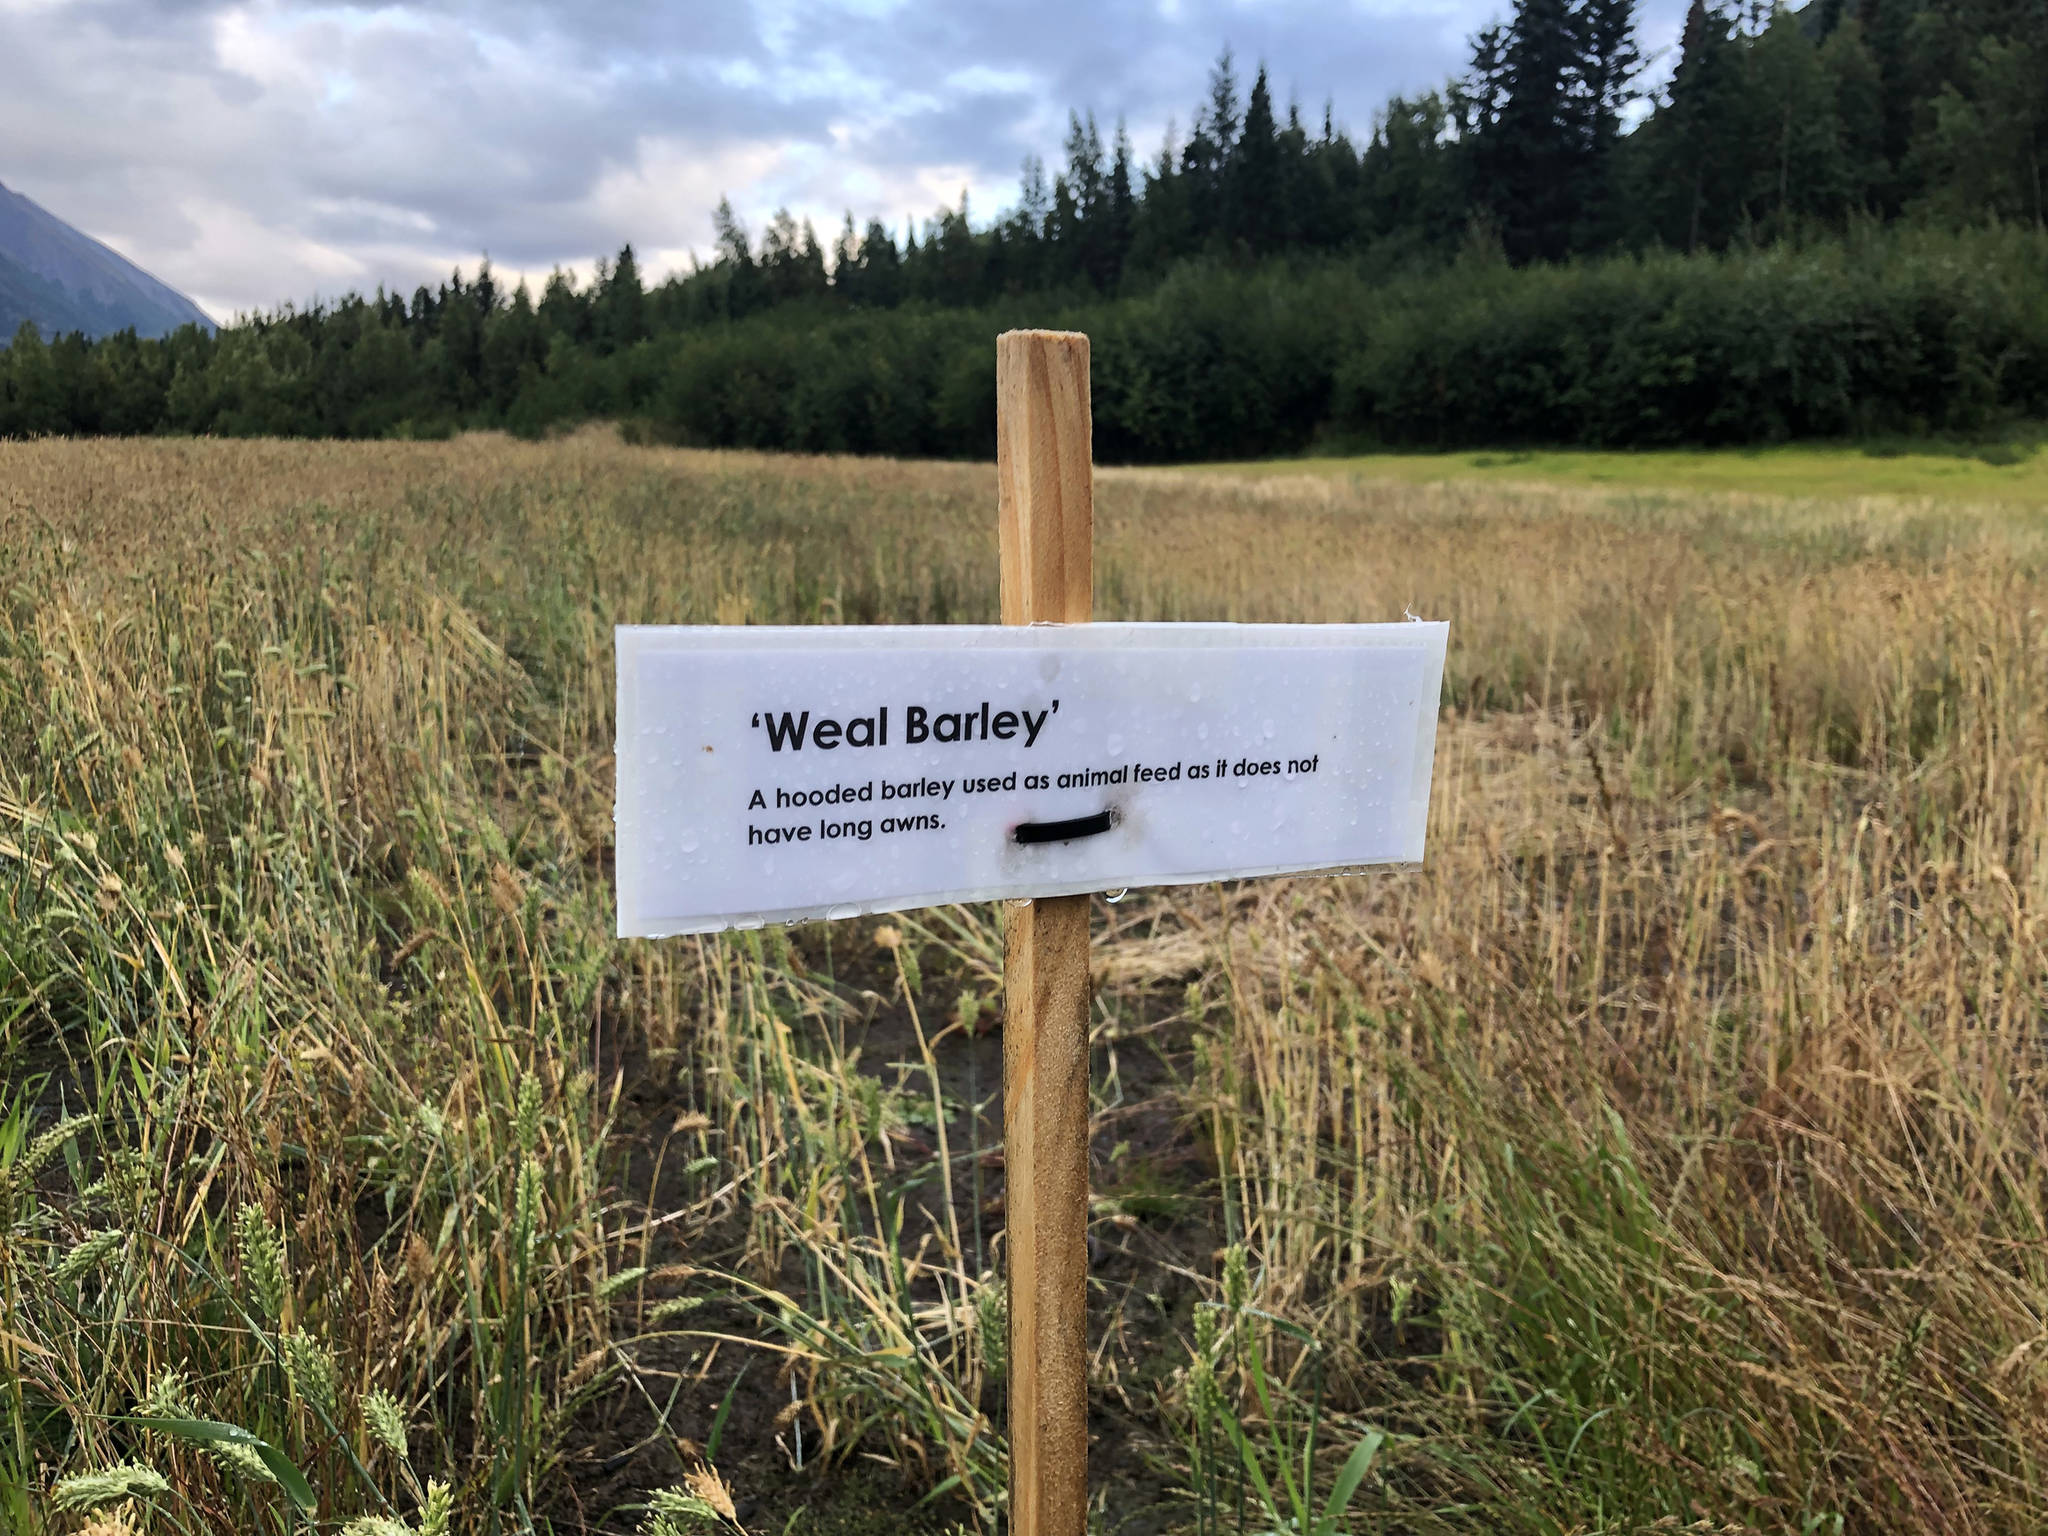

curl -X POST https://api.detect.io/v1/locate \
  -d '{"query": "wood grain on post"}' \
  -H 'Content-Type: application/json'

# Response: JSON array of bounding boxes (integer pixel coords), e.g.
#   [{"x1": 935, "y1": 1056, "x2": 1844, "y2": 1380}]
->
[{"x1": 996, "y1": 329, "x2": 1092, "y2": 1536}]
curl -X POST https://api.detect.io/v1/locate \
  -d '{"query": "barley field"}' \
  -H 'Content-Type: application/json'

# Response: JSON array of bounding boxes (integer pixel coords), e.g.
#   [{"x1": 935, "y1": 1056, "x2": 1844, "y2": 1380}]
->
[{"x1": 3, "y1": 429, "x2": 2045, "y2": 1536}]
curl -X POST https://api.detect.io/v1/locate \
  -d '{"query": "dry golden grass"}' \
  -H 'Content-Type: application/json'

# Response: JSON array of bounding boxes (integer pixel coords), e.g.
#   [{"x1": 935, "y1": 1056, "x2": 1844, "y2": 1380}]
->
[{"x1": 2, "y1": 427, "x2": 2045, "y2": 1535}]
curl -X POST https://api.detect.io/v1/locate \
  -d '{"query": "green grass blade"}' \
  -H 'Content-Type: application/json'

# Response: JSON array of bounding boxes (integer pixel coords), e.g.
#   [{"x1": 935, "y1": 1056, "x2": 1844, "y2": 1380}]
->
[
  {"x1": 1320, "y1": 1430, "x2": 1384, "y2": 1527},
  {"x1": 706, "y1": 1361, "x2": 750, "y2": 1462},
  {"x1": 127, "y1": 1415, "x2": 318, "y2": 1511},
  {"x1": 1219, "y1": 1407, "x2": 1280, "y2": 1522}
]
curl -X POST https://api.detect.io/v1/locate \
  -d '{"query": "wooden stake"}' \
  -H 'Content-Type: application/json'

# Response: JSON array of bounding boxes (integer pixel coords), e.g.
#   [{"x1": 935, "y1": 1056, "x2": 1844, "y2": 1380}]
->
[{"x1": 996, "y1": 329, "x2": 1092, "y2": 1536}]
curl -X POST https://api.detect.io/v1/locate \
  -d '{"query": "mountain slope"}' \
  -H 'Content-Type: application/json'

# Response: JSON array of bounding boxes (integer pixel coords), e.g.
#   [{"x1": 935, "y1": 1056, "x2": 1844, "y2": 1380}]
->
[{"x1": 0, "y1": 180, "x2": 215, "y2": 340}]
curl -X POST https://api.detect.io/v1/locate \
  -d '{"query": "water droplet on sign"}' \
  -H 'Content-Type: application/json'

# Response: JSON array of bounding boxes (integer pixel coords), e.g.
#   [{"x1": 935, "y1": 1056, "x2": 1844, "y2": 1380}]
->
[{"x1": 1103, "y1": 888, "x2": 1129, "y2": 904}]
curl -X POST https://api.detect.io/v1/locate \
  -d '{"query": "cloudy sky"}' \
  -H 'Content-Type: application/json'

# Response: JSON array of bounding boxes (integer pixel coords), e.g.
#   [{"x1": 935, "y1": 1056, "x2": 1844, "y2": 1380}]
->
[{"x1": 2, "y1": 0, "x2": 1691, "y2": 322}]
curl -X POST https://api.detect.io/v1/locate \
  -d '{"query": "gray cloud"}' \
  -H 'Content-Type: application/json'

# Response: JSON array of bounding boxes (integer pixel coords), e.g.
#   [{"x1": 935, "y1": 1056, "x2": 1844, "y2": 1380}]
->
[{"x1": 0, "y1": 0, "x2": 1692, "y2": 318}]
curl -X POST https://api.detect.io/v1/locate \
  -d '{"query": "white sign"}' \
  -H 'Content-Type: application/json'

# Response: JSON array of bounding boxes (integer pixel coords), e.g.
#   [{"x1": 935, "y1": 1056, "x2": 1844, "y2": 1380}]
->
[{"x1": 614, "y1": 622, "x2": 1447, "y2": 937}]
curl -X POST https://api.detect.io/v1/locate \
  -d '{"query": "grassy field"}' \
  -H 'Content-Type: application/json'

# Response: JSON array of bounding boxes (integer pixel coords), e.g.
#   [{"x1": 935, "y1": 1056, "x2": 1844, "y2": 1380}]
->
[
  {"x1": 1211, "y1": 438, "x2": 2048, "y2": 506},
  {"x1": 3, "y1": 429, "x2": 2046, "y2": 1536}
]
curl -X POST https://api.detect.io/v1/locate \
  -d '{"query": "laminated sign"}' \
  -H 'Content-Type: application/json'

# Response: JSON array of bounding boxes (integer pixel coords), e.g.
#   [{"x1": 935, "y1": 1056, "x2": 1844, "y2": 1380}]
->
[{"x1": 614, "y1": 621, "x2": 1448, "y2": 937}]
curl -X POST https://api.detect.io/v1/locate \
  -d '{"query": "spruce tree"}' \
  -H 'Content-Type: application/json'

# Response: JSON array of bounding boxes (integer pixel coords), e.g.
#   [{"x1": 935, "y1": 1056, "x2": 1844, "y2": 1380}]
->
[
  {"x1": 1491, "y1": 0, "x2": 1587, "y2": 261},
  {"x1": 831, "y1": 214, "x2": 860, "y2": 300},
  {"x1": 1856, "y1": 0, "x2": 1923, "y2": 212},
  {"x1": 1130, "y1": 125, "x2": 1192, "y2": 273},
  {"x1": 1106, "y1": 123, "x2": 1137, "y2": 288},
  {"x1": 1058, "y1": 113, "x2": 1110, "y2": 287},
  {"x1": 855, "y1": 218, "x2": 902, "y2": 307},
  {"x1": 597, "y1": 244, "x2": 646, "y2": 353},
  {"x1": 1183, "y1": 51, "x2": 1240, "y2": 243},
  {"x1": 1573, "y1": 0, "x2": 1642, "y2": 248},
  {"x1": 1644, "y1": 0, "x2": 1749, "y2": 250},
  {"x1": 1233, "y1": 67, "x2": 1284, "y2": 252},
  {"x1": 1822, "y1": 17, "x2": 1889, "y2": 211},
  {"x1": 1004, "y1": 156, "x2": 1050, "y2": 291},
  {"x1": 711, "y1": 199, "x2": 762, "y2": 317},
  {"x1": 1747, "y1": 9, "x2": 1849, "y2": 228}
]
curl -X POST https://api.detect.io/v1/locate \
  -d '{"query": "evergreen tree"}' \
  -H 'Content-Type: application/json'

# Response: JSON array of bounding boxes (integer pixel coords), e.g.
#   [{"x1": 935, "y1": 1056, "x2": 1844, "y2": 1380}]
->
[
  {"x1": 1822, "y1": 17, "x2": 1889, "y2": 211},
  {"x1": 800, "y1": 221, "x2": 829, "y2": 293},
  {"x1": 1486, "y1": 0, "x2": 1593, "y2": 260},
  {"x1": 1640, "y1": 0, "x2": 1749, "y2": 250},
  {"x1": 1458, "y1": 22, "x2": 1511, "y2": 140},
  {"x1": 1746, "y1": 9, "x2": 1850, "y2": 229},
  {"x1": 539, "y1": 268, "x2": 592, "y2": 343},
  {"x1": 1106, "y1": 123, "x2": 1137, "y2": 288},
  {"x1": 1182, "y1": 51, "x2": 1241, "y2": 241},
  {"x1": 408, "y1": 284, "x2": 437, "y2": 340},
  {"x1": 1, "y1": 321, "x2": 65, "y2": 434},
  {"x1": 1856, "y1": 0, "x2": 1924, "y2": 213},
  {"x1": 1005, "y1": 154, "x2": 1053, "y2": 291},
  {"x1": 1573, "y1": 0, "x2": 1642, "y2": 247},
  {"x1": 758, "y1": 211, "x2": 827, "y2": 303},
  {"x1": 473, "y1": 259, "x2": 499, "y2": 318},
  {"x1": 855, "y1": 218, "x2": 903, "y2": 307},
  {"x1": 480, "y1": 281, "x2": 541, "y2": 413},
  {"x1": 1128, "y1": 126, "x2": 1192, "y2": 274},
  {"x1": 1051, "y1": 114, "x2": 1108, "y2": 287},
  {"x1": 926, "y1": 197, "x2": 985, "y2": 304},
  {"x1": 434, "y1": 268, "x2": 483, "y2": 405},
  {"x1": 1364, "y1": 93, "x2": 1464, "y2": 257},
  {"x1": 596, "y1": 244, "x2": 647, "y2": 354},
  {"x1": 1233, "y1": 67, "x2": 1285, "y2": 252},
  {"x1": 831, "y1": 214, "x2": 861, "y2": 296},
  {"x1": 1291, "y1": 102, "x2": 1354, "y2": 250},
  {"x1": 711, "y1": 198, "x2": 763, "y2": 317}
]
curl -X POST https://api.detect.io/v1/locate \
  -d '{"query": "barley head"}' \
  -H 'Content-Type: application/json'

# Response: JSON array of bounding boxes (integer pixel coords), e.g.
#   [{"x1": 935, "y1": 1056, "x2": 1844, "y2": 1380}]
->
[
  {"x1": 51, "y1": 1463, "x2": 169, "y2": 1512},
  {"x1": 976, "y1": 1277, "x2": 1007, "y2": 1381},
  {"x1": 138, "y1": 1371, "x2": 274, "y2": 1482},
  {"x1": 234, "y1": 1202, "x2": 289, "y2": 1322},
  {"x1": 1222, "y1": 1243, "x2": 1250, "y2": 1312},
  {"x1": 420, "y1": 1479, "x2": 453, "y2": 1536},
  {"x1": 513, "y1": 1156, "x2": 543, "y2": 1260},
  {"x1": 17, "y1": 1112, "x2": 93, "y2": 1185},
  {"x1": 515, "y1": 1071, "x2": 542, "y2": 1158},
  {"x1": 213, "y1": 1437, "x2": 279, "y2": 1483},
  {"x1": 648, "y1": 1295, "x2": 704, "y2": 1325},
  {"x1": 1193, "y1": 1304, "x2": 1221, "y2": 1362},
  {"x1": 364, "y1": 1387, "x2": 411, "y2": 1460},
  {"x1": 282, "y1": 1329, "x2": 340, "y2": 1422},
  {"x1": 80, "y1": 1148, "x2": 149, "y2": 1209},
  {"x1": 140, "y1": 1369, "x2": 189, "y2": 1418},
  {"x1": 52, "y1": 1228, "x2": 126, "y2": 1285}
]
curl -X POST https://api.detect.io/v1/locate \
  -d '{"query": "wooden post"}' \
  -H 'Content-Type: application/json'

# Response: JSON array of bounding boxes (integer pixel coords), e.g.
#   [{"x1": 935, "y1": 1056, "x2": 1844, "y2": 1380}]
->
[{"x1": 996, "y1": 329, "x2": 1092, "y2": 1536}]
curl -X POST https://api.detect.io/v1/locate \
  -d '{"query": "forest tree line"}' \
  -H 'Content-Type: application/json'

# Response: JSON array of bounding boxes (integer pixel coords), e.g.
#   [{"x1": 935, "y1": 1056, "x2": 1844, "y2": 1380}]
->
[{"x1": 4, "y1": 0, "x2": 2047, "y2": 453}]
